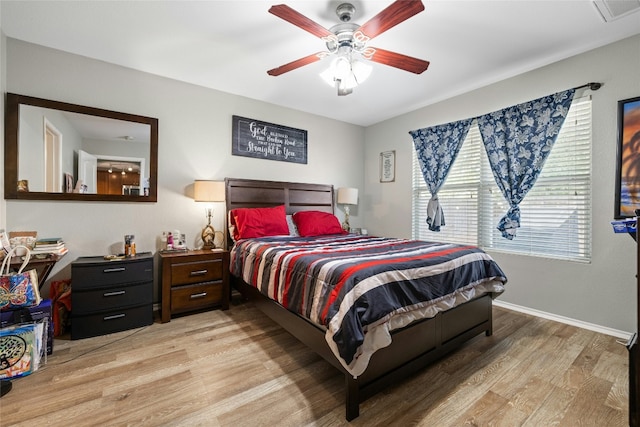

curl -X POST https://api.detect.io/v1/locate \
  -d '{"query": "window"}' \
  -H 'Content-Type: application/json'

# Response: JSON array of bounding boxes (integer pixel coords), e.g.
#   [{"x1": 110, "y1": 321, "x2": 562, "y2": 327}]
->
[{"x1": 412, "y1": 96, "x2": 592, "y2": 261}]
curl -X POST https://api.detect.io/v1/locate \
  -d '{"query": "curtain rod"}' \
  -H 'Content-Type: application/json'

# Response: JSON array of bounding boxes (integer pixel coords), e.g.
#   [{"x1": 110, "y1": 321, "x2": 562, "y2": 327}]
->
[{"x1": 574, "y1": 82, "x2": 602, "y2": 91}]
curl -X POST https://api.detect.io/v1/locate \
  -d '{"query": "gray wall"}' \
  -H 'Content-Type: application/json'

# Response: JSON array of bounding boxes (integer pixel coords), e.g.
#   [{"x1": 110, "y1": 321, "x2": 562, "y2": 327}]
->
[
  {"x1": 2, "y1": 39, "x2": 365, "y2": 299},
  {"x1": 363, "y1": 34, "x2": 640, "y2": 334}
]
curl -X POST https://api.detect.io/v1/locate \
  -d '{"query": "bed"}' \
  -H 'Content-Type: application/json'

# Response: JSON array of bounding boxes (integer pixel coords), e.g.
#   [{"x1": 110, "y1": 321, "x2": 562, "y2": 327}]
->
[{"x1": 225, "y1": 177, "x2": 507, "y2": 421}]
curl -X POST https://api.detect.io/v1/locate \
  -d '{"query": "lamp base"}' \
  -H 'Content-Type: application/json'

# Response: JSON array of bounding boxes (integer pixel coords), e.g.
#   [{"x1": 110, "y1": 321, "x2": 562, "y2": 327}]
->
[
  {"x1": 341, "y1": 204, "x2": 353, "y2": 232},
  {"x1": 201, "y1": 224, "x2": 216, "y2": 250},
  {"x1": 342, "y1": 207, "x2": 351, "y2": 232}
]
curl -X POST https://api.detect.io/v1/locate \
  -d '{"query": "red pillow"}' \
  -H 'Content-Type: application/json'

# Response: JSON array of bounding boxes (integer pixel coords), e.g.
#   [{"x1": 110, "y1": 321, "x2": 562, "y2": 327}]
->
[
  {"x1": 231, "y1": 205, "x2": 289, "y2": 240},
  {"x1": 292, "y1": 210, "x2": 346, "y2": 237}
]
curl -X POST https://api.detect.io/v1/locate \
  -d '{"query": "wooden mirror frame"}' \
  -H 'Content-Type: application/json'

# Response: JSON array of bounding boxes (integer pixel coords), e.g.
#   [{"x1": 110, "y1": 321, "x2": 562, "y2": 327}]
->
[{"x1": 4, "y1": 93, "x2": 158, "y2": 202}]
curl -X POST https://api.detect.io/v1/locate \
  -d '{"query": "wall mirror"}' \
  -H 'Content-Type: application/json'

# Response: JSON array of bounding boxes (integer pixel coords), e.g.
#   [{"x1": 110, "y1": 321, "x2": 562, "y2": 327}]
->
[{"x1": 4, "y1": 93, "x2": 158, "y2": 202}]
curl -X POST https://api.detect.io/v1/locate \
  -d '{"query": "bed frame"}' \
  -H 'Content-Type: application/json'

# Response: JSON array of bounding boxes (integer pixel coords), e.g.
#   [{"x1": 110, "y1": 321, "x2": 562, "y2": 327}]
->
[{"x1": 225, "y1": 177, "x2": 494, "y2": 421}]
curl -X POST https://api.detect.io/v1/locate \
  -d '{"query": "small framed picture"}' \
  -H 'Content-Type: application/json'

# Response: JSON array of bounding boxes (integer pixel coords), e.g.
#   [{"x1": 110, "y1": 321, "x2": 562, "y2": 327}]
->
[{"x1": 380, "y1": 150, "x2": 396, "y2": 183}]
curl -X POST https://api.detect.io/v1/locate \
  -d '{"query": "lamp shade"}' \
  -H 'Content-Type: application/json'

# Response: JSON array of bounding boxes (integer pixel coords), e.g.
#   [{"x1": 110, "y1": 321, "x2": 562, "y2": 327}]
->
[
  {"x1": 194, "y1": 180, "x2": 225, "y2": 202},
  {"x1": 320, "y1": 56, "x2": 372, "y2": 91},
  {"x1": 337, "y1": 187, "x2": 358, "y2": 205}
]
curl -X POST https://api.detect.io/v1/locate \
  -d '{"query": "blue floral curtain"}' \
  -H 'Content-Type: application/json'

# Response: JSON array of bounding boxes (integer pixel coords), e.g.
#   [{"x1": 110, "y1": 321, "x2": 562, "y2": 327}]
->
[
  {"x1": 409, "y1": 119, "x2": 473, "y2": 231},
  {"x1": 478, "y1": 89, "x2": 575, "y2": 239}
]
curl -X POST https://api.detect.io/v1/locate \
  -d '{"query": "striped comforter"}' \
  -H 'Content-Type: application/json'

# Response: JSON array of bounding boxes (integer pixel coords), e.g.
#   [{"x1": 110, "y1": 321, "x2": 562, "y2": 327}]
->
[{"x1": 230, "y1": 234, "x2": 507, "y2": 377}]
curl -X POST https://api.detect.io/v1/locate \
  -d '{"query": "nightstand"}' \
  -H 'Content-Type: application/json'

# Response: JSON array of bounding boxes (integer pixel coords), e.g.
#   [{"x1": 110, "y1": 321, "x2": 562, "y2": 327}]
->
[{"x1": 159, "y1": 249, "x2": 229, "y2": 323}]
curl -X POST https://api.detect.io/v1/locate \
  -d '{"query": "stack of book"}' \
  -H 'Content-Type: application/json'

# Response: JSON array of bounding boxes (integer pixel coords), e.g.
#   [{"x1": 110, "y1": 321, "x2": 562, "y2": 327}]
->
[{"x1": 31, "y1": 237, "x2": 68, "y2": 256}]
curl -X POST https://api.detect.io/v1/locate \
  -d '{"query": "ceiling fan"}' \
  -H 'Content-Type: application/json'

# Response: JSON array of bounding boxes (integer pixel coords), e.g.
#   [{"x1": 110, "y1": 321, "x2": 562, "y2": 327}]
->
[{"x1": 267, "y1": 0, "x2": 430, "y2": 95}]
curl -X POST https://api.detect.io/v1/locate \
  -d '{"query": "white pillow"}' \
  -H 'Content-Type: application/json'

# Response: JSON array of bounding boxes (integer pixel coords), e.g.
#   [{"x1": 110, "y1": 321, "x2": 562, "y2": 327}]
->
[{"x1": 286, "y1": 215, "x2": 299, "y2": 236}]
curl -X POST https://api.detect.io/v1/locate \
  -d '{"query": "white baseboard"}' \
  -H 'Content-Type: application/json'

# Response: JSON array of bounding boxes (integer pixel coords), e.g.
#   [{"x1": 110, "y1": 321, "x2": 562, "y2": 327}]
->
[{"x1": 493, "y1": 300, "x2": 633, "y2": 341}]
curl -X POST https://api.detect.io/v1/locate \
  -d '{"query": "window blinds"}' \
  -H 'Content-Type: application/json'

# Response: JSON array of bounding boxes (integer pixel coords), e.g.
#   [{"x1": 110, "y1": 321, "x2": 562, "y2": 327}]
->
[{"x1": 412, "y1": 96, "x2": 591, "y2": 261}]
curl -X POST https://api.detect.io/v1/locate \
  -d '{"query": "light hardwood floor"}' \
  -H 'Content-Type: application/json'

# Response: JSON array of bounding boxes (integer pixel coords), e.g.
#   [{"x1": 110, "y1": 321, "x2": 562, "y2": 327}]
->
[{"x1": 0, "y1": 297, "x2": 629, "y2": 426}]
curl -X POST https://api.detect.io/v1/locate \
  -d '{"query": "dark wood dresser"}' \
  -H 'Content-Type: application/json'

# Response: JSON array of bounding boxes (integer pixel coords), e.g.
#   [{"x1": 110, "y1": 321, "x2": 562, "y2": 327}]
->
[
  {"x1": 70, "y1": 253, "x2": 154, "y2": 339},
  {"x1": 160, "y1": 249, "x2": 229, "y2": 323}
]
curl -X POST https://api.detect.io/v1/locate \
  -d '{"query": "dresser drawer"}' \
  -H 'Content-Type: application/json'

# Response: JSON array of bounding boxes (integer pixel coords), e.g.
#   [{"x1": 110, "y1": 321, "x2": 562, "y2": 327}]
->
[
  {"x1": 71, "y1": 304, "x2": 153, "y2": 339},
  {"x1": 72, "y1": 281, "x2": 152, "y2": 315},
  {"x1": 171, "y1": 281, "x2": 224, "y2": 313},
  {"x1": 73, "y1": 258, "x2": 153, "y2": 289},
  {"x1": 170, "y1": 258, "x2": 222, "y2": 286}
]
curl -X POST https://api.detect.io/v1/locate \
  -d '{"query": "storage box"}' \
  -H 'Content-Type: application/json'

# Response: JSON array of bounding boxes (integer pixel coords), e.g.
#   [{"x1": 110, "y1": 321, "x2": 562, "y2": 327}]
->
[
  {"x1": 611, "y1": 219, "x2": 637, "y2": 234},
  {"x1": 1, "y1": 299, "x2": 53, "y2": 355},
  {"x1": 0, "y1": 322, "x2": 46, "y2": 379}
]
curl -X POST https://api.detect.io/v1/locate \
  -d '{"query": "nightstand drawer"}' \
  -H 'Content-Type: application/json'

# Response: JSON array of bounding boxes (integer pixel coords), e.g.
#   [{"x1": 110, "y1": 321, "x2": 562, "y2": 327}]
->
[
  {"x1": 170, "y1": 258, "x2": 222, "y2": 286},
  {"x1": 72, "y1": 281, "x2": 152, "y2": 315},
  {"x1": 171, "y1": 281, "x2": 224, "y2": 313},
  {"x1": 71, "y1": 304, "x2": 153, "y2": 340}
]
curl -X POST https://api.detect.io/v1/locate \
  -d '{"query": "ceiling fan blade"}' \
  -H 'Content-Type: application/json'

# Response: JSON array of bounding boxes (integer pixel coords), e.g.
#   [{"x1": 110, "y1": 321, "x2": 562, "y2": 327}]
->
[
  {"x1": 366, "y1": 47, "x2": 430, "y2": 74},
  {"x1": 356, "y1": 0, "x2": 425, "y2": 40},
  {"x1": 267, "y1": 52, "x2": 326, "y2": 76},
  {"x1": 269, "y1": 4, "x2": 334, "y2": 39}
]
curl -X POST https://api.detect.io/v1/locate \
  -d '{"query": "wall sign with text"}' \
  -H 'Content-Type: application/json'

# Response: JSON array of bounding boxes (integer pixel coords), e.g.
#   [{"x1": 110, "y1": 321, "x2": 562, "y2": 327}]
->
[
  {"x1": 380, "y1": 150, "x2": 396, "y2": 183},
  {"x1": 232, "y1": 115, "x2": 308, "y2": 164}
]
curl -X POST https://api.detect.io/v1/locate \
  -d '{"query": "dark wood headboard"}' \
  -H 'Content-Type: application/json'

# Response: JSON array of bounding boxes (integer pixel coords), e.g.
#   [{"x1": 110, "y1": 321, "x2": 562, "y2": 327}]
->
[{"x1": 224, "y1": 178, "x2": 335, "y2": 246}]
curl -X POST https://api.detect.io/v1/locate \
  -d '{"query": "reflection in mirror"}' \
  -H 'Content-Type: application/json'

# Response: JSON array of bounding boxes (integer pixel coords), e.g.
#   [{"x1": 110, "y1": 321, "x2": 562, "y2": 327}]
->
[
  {"x1": 20, "y1": 105, "x2": 150, "y2": 195},
  {"x1": 4, "y1": 93, "x2": 158, "y2": 202}
]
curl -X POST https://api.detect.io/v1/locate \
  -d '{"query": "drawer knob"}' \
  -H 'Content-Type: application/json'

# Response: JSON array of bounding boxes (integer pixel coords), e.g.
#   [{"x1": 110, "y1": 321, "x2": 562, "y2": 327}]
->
[
  {"x1": 103, "y1": 290, "x2": 126, "y2": 297},
  {"x1": 103, "y1": 313, "x2": 126, "y2": 321},
  {"x1": 190, "y1": 292, "x2": 207, "y2": 299}
]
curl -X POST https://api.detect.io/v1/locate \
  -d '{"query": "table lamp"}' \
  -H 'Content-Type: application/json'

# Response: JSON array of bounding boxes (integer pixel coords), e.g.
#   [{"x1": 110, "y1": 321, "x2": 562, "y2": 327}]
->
[
  {"x1": 337, "y1": 187, "x2": 358, "y2": 232},
  {"x1": 194, "y1": 180, "x2": 225, "y2": 249}
]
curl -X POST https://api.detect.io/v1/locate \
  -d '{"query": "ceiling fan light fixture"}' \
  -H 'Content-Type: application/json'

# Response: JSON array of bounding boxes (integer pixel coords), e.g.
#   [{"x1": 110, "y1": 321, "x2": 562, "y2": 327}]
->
[
  {"x1": 268, "y1": 1, "x2": 429, "y2": 87},
  {"x1": 319, "y1": 55, "x2": 372, "y2": 95},
  {"x1": 337, "y1": 79, "x2": 353, "y2": 96}
]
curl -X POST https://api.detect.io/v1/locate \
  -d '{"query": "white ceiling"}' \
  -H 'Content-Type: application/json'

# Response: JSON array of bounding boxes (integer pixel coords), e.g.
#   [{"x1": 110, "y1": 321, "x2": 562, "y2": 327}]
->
[{"x1": 2, "y1": 0, "x2": 640, "y2": 127}]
